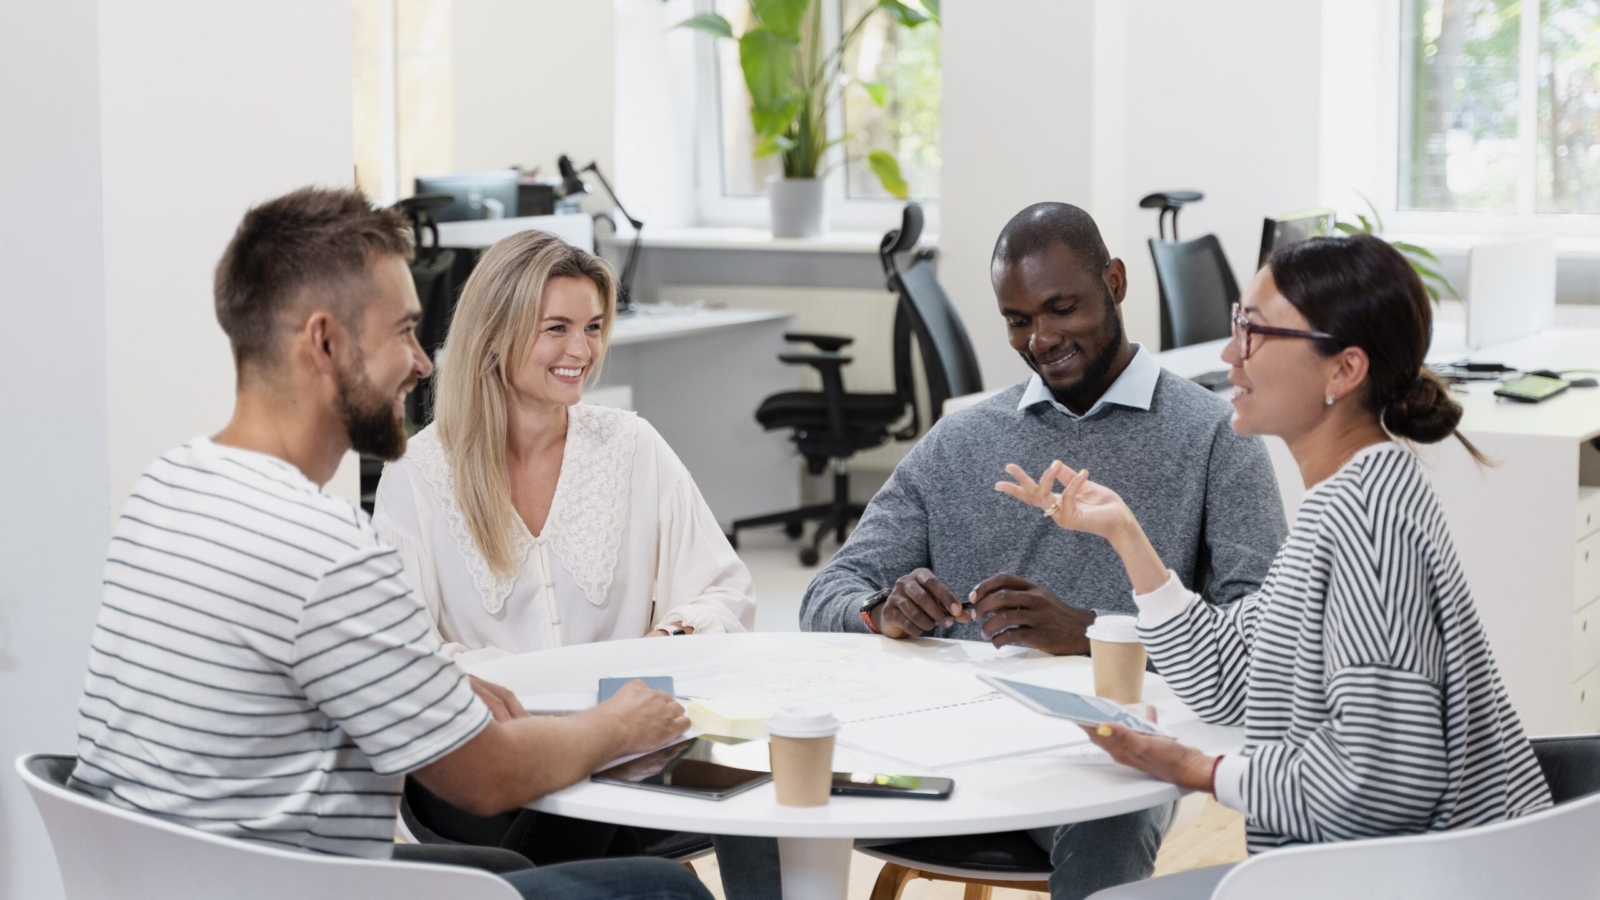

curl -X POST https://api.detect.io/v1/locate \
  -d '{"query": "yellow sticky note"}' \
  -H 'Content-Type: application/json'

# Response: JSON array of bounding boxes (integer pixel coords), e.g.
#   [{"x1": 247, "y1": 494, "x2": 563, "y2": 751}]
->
[{"x1": 686, "y1": 698, "x2": 772, "y2": 739}]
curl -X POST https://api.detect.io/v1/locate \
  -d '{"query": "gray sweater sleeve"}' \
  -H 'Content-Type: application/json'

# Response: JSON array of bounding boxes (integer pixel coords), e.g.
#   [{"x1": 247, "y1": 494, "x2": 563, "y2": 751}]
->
[
  {"x1": 798, "y1": 438, "x2": 935, "y2": 633},
  {"x1": 1199, "y1": 425, "x2": 1286, "y2": 606}
]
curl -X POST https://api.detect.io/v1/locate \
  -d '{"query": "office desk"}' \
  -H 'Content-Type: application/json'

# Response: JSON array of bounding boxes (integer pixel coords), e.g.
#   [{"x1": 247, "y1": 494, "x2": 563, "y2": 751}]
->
[
  {"x1": 469, "y1": 632, "x2": 1242, "y2": 900},
  {"x1": 1163, "y1": 326, "x2": 1600, "y2": 735},
  {"x1": 593, "y1": 306, "x2": 799, "y2": 528}
]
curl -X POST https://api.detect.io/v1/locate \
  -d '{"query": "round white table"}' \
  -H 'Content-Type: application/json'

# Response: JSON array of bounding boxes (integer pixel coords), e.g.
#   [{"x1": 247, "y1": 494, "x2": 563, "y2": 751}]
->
[{"x1": 468, "y1": 632, "x2": 1244, "y2": 900}]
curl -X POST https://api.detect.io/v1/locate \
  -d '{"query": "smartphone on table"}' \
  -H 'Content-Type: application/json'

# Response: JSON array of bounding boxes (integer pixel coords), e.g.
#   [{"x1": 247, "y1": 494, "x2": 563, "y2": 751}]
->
[
  {"x1": 979, "y1": 675, "x2": 1168, "y2": 736},
  {"x1": 831, "y1": 772, "x2": 953, "y2": 800},
  {"x1": 1494, "y1": 374, "x2": 1569, "y2": 404}
]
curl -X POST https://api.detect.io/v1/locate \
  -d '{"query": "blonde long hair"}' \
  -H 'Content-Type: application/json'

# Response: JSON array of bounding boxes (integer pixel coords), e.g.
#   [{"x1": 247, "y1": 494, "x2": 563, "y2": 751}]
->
[{"x1": 433, "y1": 230, "x2": 617, "y2": 577}]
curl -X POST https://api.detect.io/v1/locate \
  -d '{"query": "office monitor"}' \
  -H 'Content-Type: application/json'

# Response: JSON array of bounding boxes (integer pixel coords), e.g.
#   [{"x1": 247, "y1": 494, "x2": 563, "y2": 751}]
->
[
  {"x1": 413, "y1": 171, "x2": 521, "y2": 222},
  {"x1": 1258, "y1": 208, "x2": 1336, "y2": 268}
]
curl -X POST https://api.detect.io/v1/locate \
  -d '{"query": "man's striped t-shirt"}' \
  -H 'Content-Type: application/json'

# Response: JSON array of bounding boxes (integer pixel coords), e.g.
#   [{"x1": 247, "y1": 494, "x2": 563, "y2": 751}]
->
[{"x1": 71, "y1": 438, "x2": 490, "y2": 858}]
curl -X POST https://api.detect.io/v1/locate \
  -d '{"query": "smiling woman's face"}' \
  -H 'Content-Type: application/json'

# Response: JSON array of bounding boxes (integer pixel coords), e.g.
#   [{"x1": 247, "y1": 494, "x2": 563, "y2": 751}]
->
[
  {"x1": 509, "y1": 275, "x2": 605, "y2": 408},
  {"x1": 1222, "y1": 268, "x2": 1340, "y2": 439}
]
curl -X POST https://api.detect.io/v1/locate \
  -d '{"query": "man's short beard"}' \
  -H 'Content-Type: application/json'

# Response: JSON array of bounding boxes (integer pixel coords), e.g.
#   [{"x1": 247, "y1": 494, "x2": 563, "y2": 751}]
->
[
  {"x1": 1052, "y1": 287, "x2": 1124, "y2": 409},
  {"x1": 335, "y1": 352, "x2": 408, "y2": 461}
]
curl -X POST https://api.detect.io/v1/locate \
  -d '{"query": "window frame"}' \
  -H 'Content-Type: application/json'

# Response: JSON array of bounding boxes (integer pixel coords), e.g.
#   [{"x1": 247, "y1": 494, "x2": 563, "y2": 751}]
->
[
  {"x1": 1378, "y1": 0, "x2": 1600, "y2": 236},
  {"x1": 688, "y1": 0, "x2": 940, "y2": 233}
]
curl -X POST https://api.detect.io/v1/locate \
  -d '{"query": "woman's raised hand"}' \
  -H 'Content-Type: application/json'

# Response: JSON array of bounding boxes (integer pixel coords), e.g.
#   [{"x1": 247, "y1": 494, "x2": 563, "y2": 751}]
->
[{"x1": 995, "y1": 461, "x2": 1135, "y2": 542}]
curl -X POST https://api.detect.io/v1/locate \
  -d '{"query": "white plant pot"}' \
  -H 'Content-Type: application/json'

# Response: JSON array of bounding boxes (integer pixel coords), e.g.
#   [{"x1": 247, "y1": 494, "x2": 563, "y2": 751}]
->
[{"x1": 768, "y1": 176, "x2": 827, "y2": 238}]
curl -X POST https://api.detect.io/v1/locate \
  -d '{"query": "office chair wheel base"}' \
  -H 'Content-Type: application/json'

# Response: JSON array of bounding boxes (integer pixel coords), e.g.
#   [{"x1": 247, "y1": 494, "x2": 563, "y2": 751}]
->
[
  {"x1": 784, "y1": 521, "x2": 805, "y2": 539},
  {"x1": 799, "y1": 547, "x2": 820, "y2": 567}
]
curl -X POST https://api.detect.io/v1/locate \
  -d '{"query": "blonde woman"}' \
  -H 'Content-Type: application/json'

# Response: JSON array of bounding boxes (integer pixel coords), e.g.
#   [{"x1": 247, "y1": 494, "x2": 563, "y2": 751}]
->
[
  {"x1": 373, "y1": 231, "x2": 775, "y2": 896},
  {"x1": 374, "y1": 230, "x2": 753, "y2": 662}
]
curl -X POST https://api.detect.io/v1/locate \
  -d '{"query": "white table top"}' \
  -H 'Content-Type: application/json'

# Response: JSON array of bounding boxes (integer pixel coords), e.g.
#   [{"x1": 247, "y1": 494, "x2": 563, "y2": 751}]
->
[
  {"x1": 467, "y1": 633, "x2": 1242, "y2": 840},
  {"x1": 608, "y1": 305, "x2": 792, "y2": 347},
  {"x1": 1159, "y1": 324, "x2": 1600, "y2": 442}
]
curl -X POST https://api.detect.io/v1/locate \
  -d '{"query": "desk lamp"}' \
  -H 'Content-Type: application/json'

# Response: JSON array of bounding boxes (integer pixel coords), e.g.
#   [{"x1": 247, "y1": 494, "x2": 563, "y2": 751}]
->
[{"x1": 558, "y1": 154, "x2": 642, "y2": 315}]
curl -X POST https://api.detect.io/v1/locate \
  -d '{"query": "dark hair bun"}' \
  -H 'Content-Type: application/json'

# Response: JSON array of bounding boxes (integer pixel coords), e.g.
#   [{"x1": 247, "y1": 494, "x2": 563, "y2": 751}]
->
[{"x1": 1383, "y1": 370, "x2": 1462, "y2": 444}]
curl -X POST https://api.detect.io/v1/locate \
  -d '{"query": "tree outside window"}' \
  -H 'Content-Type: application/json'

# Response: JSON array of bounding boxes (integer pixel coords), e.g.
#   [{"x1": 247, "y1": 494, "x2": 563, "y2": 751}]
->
[{"x1": 1400, "y1": 0, "x2": 1600, "y2": 215}]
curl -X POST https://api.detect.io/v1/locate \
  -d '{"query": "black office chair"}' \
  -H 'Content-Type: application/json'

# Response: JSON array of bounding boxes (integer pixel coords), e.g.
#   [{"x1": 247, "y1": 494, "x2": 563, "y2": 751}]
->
[
  {"x1": 730, "y1": 203, "x2": 983, "y2": 565},
  {"x1": 1140, "y1": 191, "x2": 1238, "y2": 353}
]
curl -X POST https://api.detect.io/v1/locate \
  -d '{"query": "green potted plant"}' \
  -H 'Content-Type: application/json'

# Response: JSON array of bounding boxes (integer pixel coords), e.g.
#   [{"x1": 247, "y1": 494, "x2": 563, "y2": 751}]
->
[
  {"x1": 674, "y1": 0, "x2": 937, "y2": 237},
  {"x1": 1337, "y1": 194, "x2": 1459, "y2": 303}
]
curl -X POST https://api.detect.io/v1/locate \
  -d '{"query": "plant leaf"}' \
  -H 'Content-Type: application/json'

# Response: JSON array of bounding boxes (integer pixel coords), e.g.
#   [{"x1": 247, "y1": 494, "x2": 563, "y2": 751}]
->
[
  {"x1": 754, "y1": 133, "x2": 797, "y2": 157},
  {"x1": 1406, "y1": 258, "x2": 1448, "y2": 284},
  {"x1": 751, "y1": 0, "x2": 807, "y2": 36},
  {"x1": 673, "y1": 12, "x2": 734, "y2": 39},
  {"x1": 1355, "y1": 214, "x2": 1373, "y2": 233},
  {"x1": 920, "y1": 0, "x2": 940, "y2": 23},
  {"x1": 868, "y1": 150, "x2": 910, "y2": 199},
  {"x1": 740, "y1": 28, "x2": 800, "y2": 117},
  {"x1": 1423, "y1": 281, "x2": 1440, "y2": 303},
  {"x1": 751, "y1": 94, "x2": 804, "y2": 139},
  {"x1": 878, "y1": 0, "x2": 930, "y2": 27},
  {"x1": 860, "y1": 80, "x2": 888, "y2": 107},
  {"x1": 1333, "y1": 222, "x2": 1365, "y2": 236},
  {"x1": 1357, "y1": 190, "x2": 1385, "y2": 234},
  {"x1": 1389, "y1": 240, "x2": 1441, "y2": 264}
]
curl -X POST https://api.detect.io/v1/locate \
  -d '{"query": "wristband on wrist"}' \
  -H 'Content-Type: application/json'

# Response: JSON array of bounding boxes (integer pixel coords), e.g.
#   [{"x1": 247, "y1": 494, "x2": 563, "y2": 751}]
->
[
  {"x1": 859, "y1": 587, "x2": 892, "y2": 634},
  {"x1": 1208, "y1": 755, "x2": 1225, "y2": 798}
]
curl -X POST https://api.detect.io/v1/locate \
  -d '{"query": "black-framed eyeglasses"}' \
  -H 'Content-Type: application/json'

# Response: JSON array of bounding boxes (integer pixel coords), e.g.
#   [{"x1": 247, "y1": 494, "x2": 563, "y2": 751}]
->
[{"x1": 1230, "y1": 303, "x2": 1341, "y2": 361}]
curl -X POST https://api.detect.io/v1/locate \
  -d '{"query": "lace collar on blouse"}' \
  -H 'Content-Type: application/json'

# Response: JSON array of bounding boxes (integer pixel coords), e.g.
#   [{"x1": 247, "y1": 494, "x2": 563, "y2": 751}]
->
[{"x1": 406, "y1": 404, "x2": 639, "y2": 614}]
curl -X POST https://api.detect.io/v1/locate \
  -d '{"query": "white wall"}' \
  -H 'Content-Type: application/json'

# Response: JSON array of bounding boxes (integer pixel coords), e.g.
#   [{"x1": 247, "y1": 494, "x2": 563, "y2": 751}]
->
[
  {"x1": 452, "y1": 0, "x2": 615, "y2": 179},
  {"x1": 939, "y1": 0, "x2": 1100, "y2": 388},
  {"x1": 938, "y1": 0, "x2": 1325, "y2": 379},
  {"x1": 0, "y1": 5, "x2": 108, "y2": 898},
  {"x1": 1114, "y1": 0, "x2": 1325, "y2": 351},
  {"x1": 0, "y1": 6, "x2": 357, "y2": 898},
  {"x1": 99, "y1": 1, "x2": 360, "y2": 517}
]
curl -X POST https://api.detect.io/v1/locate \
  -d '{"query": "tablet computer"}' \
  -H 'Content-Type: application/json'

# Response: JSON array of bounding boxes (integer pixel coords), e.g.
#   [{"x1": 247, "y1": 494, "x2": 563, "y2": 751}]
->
[
  {"x1": 979, "y1": 676, "x2": 1168, "y2": 736},
  {"x1": 590, "y1": 735, "x2": 772, "y2": 800}
]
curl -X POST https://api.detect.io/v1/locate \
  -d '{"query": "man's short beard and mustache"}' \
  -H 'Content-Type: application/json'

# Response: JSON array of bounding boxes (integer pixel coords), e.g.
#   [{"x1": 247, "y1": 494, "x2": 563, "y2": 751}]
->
[
  {"x1": 335, "y1": 352, "x2": 411, "y2": 461},
  {"x1": 1031, "y1": 286, "x2": 1125, "y2": 409}
]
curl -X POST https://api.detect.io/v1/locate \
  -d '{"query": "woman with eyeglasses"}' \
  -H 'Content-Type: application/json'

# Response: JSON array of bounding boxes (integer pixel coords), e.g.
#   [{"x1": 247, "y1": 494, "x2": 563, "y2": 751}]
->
[{"x1": 997, "y1": 234, "x2": 1551, "y2": 871}]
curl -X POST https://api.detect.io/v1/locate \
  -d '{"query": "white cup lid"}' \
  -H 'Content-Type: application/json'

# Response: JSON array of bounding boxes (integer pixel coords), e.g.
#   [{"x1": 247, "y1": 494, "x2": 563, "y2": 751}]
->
[
  {"x1": 1086, "y1": 614, "x2": 1141, "y2": 643},
  {"x1": 766, "y1": 707, "x2": 840, "y2": 739}
]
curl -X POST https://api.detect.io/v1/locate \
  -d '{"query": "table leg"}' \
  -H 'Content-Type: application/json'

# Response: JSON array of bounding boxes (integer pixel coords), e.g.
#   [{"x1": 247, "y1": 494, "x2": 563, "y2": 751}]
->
[{"x1": 776, "y1": 837, "x2": 853, "y2": 900}]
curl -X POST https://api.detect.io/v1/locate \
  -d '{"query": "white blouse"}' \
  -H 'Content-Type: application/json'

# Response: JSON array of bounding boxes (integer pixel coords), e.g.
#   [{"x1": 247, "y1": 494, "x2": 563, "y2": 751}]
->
[{"x1": 372, "y1": 404, "x2": 755, "y2": 660}]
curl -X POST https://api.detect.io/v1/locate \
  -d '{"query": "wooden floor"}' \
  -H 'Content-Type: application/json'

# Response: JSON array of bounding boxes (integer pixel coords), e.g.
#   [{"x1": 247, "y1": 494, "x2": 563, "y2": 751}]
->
[{"x1": 691, "y1": 799, "x2": 1247, "y2": 899}]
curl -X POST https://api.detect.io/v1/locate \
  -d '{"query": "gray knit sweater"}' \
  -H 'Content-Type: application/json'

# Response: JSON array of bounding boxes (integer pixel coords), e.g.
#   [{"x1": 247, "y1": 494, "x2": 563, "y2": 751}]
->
[{"x1": 799, "y1": 371, "x2": 1287, "y2": 639}]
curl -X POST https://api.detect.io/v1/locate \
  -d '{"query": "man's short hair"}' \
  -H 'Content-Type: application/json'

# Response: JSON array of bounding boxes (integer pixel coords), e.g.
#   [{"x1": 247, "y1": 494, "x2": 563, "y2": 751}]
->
[
  {"x1": 991, "y1": 202, "x2": 1110, "y2": 277},
  {"x1": 214, "y1": 187, "x2": 412, "y2": 371}
]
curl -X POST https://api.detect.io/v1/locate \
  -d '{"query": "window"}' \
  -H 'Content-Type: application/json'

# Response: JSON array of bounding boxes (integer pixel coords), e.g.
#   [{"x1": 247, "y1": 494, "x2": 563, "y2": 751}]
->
[
  {"x1": 696, "y1": 0, "x2": 941, "y2": 227},
  {"x1": 1398, "y1": 0, "x2": 1600, "y2": 216},
  {"x1": 352, "y1": 0, "x2": 452, "y2": 204}
]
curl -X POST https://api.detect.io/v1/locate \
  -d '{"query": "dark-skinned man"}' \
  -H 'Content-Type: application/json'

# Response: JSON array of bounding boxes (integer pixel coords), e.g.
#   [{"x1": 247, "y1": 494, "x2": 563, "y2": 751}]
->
[{"x1": 799, "y1": 202, "x2": 1285, "y2": 900}]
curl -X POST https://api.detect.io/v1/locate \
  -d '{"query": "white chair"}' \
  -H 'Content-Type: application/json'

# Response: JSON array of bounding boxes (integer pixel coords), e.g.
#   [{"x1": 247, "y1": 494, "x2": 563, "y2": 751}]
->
[
  {"x1": 16, "y1": 754, "x2": 521, "y2": 900},
  {"x1": 1090, "y1": 734, "x2": 1600, "y2": 900}
]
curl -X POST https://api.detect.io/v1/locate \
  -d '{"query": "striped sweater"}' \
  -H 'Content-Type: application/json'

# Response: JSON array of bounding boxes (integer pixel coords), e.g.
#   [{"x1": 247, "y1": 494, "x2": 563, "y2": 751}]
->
[{"x1": 1136, "y1": 442, "x2": 1551, "y2": 852}]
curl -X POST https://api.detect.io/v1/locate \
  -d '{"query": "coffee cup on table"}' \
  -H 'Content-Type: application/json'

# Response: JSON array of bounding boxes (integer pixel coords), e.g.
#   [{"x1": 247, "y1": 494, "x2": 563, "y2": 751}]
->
[
  {"x1": 1086, "y1": 614, "x2": 1146, "y2": 704},
  {"x1": 766, "y1": 707, "x2": 840, "y2": 807}
]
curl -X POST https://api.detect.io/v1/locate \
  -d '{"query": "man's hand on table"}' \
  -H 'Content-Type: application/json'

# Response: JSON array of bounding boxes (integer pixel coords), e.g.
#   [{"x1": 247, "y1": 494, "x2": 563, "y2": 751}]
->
[
  {"x1": 592, "y1": 679, "x2": 691, "y2": 757},
  {"x1": 874, "y1": 568, "x2": 973, "y2": 638},
  {"x1": 969, "y1": 573, "x2": 1095, "y2": 655},
  {"x1": 469, "y1": 675, "x2": 529, "y2": 722}
]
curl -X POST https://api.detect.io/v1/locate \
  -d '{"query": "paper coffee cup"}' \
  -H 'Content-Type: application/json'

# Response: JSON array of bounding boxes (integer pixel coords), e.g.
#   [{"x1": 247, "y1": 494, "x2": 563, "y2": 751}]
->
[
  {"x1": 1086, "y1": 615, "x2": 1146, "y2": 704},
  {"x1": 766, "y1": 707, "x2": 840, "y2": 807}
]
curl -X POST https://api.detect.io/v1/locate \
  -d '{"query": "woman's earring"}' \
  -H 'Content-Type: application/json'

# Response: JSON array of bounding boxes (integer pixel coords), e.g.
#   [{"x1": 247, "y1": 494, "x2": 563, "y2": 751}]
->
[{"x1": 1324, "y1": 395, "x2": 1335, "y2": 408}]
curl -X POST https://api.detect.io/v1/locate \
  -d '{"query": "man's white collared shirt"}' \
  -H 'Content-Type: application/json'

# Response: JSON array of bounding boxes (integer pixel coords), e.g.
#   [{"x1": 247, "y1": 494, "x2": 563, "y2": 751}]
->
[{"x1": 1017, "y1": 343, "x2": 1160, "y2": 421}]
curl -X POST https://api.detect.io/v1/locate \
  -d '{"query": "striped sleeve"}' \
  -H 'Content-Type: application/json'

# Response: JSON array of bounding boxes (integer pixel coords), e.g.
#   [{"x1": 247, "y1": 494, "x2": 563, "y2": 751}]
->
[
  {"x1": 291, "y1": 546, "x2": 489, "y2": 776},
  {"x1": 1242, "y1": 487, "x2": 1450, "y2": 842},
  {"x1": 1139, "y1": 586, "x2": 1265, "y2": 728}
]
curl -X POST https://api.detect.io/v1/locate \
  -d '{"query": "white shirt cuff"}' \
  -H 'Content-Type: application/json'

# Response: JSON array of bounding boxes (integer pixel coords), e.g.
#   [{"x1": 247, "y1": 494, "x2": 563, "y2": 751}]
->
[
  {"x1": 1132, "y1": 570, "x2": 1199, "y2": 628},
  {"x1": 1212, "y1": 754, "x2": 1250, "y2": 813}
]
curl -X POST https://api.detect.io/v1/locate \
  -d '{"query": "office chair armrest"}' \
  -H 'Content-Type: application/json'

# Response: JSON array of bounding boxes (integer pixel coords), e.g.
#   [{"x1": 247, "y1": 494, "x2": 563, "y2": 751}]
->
[
  {"x1": 784, "y1": 332, "x2": 854, "y2": 353},
  {"x1": 778, "y1": 354, "x2": 852, "y2": 440}
]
